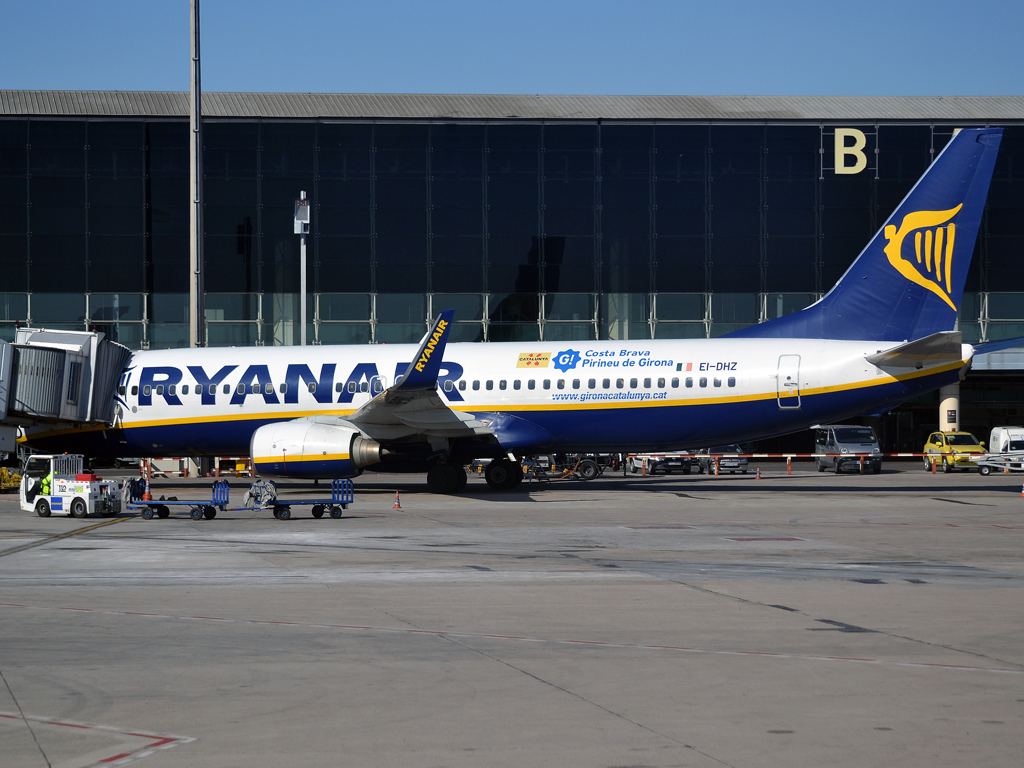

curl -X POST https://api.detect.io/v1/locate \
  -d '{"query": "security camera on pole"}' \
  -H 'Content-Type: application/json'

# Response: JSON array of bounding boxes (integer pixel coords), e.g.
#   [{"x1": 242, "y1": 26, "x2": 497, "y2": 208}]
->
[{"x1": 294, "y1": 192, "x2": 311, "y2": 345}]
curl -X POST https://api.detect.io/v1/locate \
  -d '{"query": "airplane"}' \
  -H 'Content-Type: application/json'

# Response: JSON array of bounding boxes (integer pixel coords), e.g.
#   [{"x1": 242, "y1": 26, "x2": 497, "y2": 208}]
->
[{"x1": 24, "y1": 127, "x2": 1003, "y2": 494}]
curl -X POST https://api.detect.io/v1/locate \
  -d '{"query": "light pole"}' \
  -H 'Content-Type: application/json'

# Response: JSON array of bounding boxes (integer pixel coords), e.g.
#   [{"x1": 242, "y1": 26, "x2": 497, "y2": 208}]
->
[
  {"x1": 189, "y1": 0, "x2": 204, "y2": 348},
  {"x1": 294, "y1": 192, "x2": 310, "y2": 345}
]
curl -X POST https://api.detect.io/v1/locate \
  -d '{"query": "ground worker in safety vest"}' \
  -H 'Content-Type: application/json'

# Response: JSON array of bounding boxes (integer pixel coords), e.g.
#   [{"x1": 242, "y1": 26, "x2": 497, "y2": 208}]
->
[{"x1": 39, "y1": 467, "x2": 53, "y2": 497}]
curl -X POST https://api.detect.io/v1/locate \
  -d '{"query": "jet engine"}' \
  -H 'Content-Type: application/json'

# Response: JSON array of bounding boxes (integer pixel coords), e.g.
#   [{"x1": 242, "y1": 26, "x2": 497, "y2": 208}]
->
[{"x1": 250, "y1": 421, "x2": 384, "y2": 478}]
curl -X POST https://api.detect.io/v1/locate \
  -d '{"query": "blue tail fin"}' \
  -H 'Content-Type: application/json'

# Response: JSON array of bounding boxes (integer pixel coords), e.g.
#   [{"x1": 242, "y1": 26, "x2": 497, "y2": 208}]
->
[{"x1": 729, "y1": 127, "x2": 1002, "y2": 342}]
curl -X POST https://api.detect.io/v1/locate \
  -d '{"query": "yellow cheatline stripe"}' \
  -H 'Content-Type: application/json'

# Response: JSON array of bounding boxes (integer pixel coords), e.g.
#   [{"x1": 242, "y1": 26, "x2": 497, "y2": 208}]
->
[
  {"x1": 0, "y1": 514, "x2": 137, "y2": 559},
  {"x1": 27, "y1": 407, "x2": 359, "y2": 440},
  {"x1": 25, "y1": 358, "x2": 968, "y2": 437},
  {"x1": 253, "y1": 453, "x2": 350, "y2": 464}
]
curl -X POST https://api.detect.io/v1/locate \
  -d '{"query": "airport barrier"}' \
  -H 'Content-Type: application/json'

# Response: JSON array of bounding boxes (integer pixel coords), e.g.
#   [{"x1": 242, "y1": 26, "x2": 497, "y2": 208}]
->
[{"x1": 624, "y1": 452, "x2": 985, "y2": 476}]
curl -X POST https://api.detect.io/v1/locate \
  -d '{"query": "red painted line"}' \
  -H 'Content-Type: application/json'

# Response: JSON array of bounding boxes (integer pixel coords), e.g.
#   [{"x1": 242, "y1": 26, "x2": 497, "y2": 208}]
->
[
  {"x1": 188, "y1": 616, "x2": 231, "y2": 621},
  {"x1": 122, "y1": 612, "x2": 163, "y2": 616},
  {"x1": 945, "y1": 524, "x2": 960, "y2": 527},
  {"x1": 1, "y1": 710, "x2": 195, "y2": 767},
  {"x1": 992, "y1": 525, "x2": 1013, "y2": 529},
  {"x1": 726, "y1": 537, "x2": 805, "y2": 542}
]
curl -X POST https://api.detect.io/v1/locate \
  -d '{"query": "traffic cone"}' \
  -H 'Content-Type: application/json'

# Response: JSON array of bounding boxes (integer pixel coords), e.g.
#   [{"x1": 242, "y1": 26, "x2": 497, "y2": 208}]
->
[
  {"x1": 393, "y1": 491, "x2": 402, "y2": 509},
  {"x1": 755, "y1": 466, "x2": 761, "y2": 480}
]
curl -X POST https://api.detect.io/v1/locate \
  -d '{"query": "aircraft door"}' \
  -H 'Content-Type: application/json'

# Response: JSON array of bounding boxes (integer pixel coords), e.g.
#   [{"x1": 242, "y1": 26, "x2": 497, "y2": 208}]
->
[{"x1": 777, "y1": 355, "x2": 801, "y2": 409}]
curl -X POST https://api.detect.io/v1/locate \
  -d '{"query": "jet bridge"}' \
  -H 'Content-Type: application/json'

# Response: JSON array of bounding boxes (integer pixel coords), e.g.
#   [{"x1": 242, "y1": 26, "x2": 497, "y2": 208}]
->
[{"x1": 0, "y1": 329, "x2": 131, "y2": 446}]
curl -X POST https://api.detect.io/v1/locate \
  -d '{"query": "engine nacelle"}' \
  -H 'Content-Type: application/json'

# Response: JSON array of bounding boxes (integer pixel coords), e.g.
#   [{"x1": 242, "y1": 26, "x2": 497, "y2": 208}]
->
[{"x1": 250, "y1": 421, "x2": 384, "y2": 478}]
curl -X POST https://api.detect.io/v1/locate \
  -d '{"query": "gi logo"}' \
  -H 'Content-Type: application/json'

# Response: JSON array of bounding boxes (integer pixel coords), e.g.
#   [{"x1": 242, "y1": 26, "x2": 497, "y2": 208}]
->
[
  {"x1": 883, "y1": 204, "x2": 962, "y2": 311},
  {"x1": 553, "y1": 349, "x2": 581, "y2": 372}
]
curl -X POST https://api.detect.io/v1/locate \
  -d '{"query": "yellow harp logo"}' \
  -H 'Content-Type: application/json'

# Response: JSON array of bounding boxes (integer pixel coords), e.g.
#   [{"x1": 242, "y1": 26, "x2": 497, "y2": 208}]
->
[{"x1": 883, "y1": 204, "x2": 962, "y2": 311}]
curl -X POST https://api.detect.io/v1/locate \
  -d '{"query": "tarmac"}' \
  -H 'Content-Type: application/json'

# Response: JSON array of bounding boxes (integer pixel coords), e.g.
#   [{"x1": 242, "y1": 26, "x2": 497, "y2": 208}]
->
[{"x1": 0, "y1": 463, "x2": 1022, "y2": 767}]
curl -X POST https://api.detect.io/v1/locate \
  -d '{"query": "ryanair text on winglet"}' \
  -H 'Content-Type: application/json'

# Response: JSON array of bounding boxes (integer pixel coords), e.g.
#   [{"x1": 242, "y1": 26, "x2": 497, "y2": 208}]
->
[{"x1": 415, "y1": 319, "x2": 448, "y2": 372}]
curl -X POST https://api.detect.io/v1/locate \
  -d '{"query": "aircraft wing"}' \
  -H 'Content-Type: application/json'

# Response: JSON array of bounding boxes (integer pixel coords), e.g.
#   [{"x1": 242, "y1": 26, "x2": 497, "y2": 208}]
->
[{"x1": 344, "y1": 310, "x2": 493, "y2": 440}]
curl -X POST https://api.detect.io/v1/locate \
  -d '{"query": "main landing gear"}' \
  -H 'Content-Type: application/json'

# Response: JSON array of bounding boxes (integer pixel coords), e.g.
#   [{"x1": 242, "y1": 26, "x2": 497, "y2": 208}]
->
[
  {"x1": 484, "y1": 458, "x2": 524, "y2": 491},
  {"x1": 426, "y1": 463, "x2": 469, "y2": 495}
]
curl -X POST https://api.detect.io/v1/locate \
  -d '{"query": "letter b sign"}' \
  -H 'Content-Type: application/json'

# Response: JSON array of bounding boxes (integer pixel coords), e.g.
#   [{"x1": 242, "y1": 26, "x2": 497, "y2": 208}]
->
[{"x1": 835, "y1": 128, "x2": 867, "y2": 175}]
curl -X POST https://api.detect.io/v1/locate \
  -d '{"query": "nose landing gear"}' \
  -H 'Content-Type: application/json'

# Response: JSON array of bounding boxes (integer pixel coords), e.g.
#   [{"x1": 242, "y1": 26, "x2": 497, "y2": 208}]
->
[
  {"x1": 426, "y1": 463, "x2": 468, "y2": 494},
  {"x1": 484, "y1": 458, "x2": 524, "y2": 491}
]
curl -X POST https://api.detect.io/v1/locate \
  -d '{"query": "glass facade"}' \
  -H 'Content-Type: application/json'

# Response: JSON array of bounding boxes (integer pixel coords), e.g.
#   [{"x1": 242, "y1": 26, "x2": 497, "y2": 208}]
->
[{"x1": 1, "y1": 119, "x2": 1022, "y2": 347}]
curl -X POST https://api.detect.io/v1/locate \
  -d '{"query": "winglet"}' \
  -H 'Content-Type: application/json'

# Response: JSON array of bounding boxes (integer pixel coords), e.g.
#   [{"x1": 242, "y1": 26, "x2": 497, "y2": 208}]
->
[{"x1": 395, "y1": 310, "x2": 455, "y2": 390}]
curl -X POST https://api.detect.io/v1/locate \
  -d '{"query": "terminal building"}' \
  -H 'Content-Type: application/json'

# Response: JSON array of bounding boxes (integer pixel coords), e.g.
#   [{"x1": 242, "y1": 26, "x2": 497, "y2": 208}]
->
[{"x1": 1, "y1": 92, "x2": 1022, "y2": 451}]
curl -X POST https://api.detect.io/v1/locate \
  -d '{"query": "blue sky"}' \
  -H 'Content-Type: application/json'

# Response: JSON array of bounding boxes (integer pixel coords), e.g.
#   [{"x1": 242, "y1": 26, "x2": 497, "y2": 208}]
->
[{"x1": 2, "y1": 0, "x2": 1021, "y2": 95}]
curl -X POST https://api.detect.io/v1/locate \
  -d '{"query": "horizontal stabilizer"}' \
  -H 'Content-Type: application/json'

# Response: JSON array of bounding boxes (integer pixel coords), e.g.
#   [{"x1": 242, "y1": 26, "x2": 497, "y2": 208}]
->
[
  {"x1": 865, "y1": 331, "x2": 963, "y2": 369},
  {"x1": 973, "y1": 335, "x2": 1024, "y2": 356}
]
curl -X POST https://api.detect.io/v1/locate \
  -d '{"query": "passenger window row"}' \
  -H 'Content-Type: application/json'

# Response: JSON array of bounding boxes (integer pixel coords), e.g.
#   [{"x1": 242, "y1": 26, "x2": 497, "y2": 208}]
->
[
  {"x1": 462, "y1": 377, "x2": 687, "y2": 391},
  {"x1": 457, "y1": 375, "x2": 738, "y2": 392},
  {"x1": 683, "y1": 376, "x2": 737, "y2": 388},
  {"x1": 123, "y1": 378, "x2": 387, "y2": 398},
  {"x1": 123, "y1": 373, "x2": 739, "y2": 399}
]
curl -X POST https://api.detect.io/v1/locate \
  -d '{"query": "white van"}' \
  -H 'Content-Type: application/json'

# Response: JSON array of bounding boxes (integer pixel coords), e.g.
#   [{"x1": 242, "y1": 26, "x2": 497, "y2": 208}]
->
[{"x1": 988, "y1": 426, "x2": 1024, "y2": 455}]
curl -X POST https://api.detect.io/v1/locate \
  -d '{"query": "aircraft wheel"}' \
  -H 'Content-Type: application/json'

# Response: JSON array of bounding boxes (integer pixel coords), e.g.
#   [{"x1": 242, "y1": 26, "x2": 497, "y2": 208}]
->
[
  {"x1": 329, "y1": 506, "x2": 343, "y2": 519},
  {"x1": 190, "y1": 506, "x2": 204, "y2": 521},
  {"x1": 454, "y1": 465, "x2": 468, "y2": 492},
  {"x1": 203, "y1": 507, "x2": 216, "y2": 520},
  {"x1": 979, "y1": 465, "x2": 992, "y2": 476},
  {"x1": 141, "y1": 507, "x2": 155, "y2": 520},
  {"x1": 577, "y1": 459, "x2": 600, "y2": 481},
  {"x1": 312, "y1": 504, "x2": 325, "y2": 519},
  {"x1": 70, "y1": 498, "x2": 88, "y2": 518},
  {"x1": 35, "y1": 499, "x2": 51, "y2": 517},
  {"x1": 485, "y1": 459, "x2": 521, "y2": 490},
  {"x1": 427, "y1": 463, "x2": 459, "y2": 494}
]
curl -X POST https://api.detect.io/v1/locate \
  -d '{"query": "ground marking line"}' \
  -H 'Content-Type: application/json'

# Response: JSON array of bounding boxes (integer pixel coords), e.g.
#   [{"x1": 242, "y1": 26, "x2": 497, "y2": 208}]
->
[
  {"x1": 1, "y1": 601, "x2": 1020, "y2": 676},
  {"x1": 0, "y1": 711, "x2": 194, "y2": 768},
  {"x1": 0, "y1": 515, "x2": 137, "y2": 559},
  {"x1": 0, "y1": 668, "x2": 51, "y2": 767}
]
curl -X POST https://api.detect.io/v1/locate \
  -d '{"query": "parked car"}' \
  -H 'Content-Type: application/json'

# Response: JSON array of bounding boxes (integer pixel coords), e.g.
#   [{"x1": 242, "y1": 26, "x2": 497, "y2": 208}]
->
[
  {"x1": 814, "y1": 425, "x2": 882, "y2": 474},
  {"x1": 629, "y1": 452, "x2": 692, "y2": 475},
  {"x1": 695, "y1": 445, "x2": 749, "y2": 474},
  {"x1": 922, "y1": 431, "x2": 986, "y2": 472}
]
